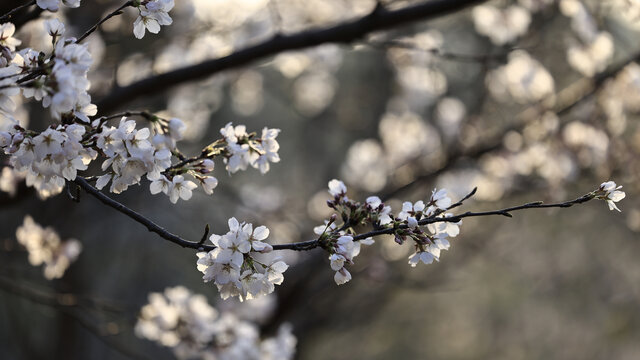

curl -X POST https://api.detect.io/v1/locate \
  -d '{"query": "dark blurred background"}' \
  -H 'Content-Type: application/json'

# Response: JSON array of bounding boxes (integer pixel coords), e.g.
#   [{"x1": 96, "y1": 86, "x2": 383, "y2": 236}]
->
[{"x1": 1, "y1": 0, "x2": 640, "y2": 359}]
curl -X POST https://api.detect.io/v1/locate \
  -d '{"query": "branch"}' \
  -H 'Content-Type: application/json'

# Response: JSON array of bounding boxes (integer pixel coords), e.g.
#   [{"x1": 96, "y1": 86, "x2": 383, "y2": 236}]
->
[
  {"x1": 76, "y1": 1, "x2": 134, "y2": 44},
  {"x1": 73, "y1": 176, "x2": 213, "y2": 251},
  {"x1": 0, "y1": 0, "x2": 35, "y2": 24},
  {"x1": 74, "y1": 175, "x2": 600, "y2": 253},
  {"x1": 350, "y1": 192, "x2": 596, "y2": 241},
  {"x1": 95, "y1": 0, "x2": 486, "y2": 113},
  {"x1": 365, "y1": 39, "x2": 511, "y2": 63}
]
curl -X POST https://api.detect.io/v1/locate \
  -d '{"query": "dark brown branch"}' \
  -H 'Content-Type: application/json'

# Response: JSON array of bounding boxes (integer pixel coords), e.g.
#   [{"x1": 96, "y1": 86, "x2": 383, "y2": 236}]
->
[
  {"x1": 365, "y1": 39, "x2": 511, "y2": 63},
  {"x1": 351, "y1": 192, "x2": 596, "y2": 241},
  {"x1": 0, "y1": 0, "x2": 35, "y2": 24},
  {"x1": 73, "y1": 176, "x2": 215, "y2": 251},
  {"x1": 74, "y1": 174, "x2": 598, "y2": 252},
  {"x1": 76, "y1": 1, "x2": 134, "y2": 43},
  {"x1": 96, "y1": 0, "x2": 486, "y2": 113}
]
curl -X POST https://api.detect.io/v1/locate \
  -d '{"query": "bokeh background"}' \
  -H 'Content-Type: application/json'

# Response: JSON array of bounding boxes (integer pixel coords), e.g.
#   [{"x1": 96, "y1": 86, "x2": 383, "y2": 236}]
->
[{"x1": 1, "y1": 0, "x2": 640, "y2": 359}]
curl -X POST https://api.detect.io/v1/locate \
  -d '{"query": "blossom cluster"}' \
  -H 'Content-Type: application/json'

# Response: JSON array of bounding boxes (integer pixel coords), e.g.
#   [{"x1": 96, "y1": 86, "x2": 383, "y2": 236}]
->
[
  {"x1": 95, "y1": 117, "x2": 173, "y2": 195},
  {"x1": 560, "y1": 0, "x2": 614, "y2": 77},
  {"x1": 135, "y1": 286, "x2": 296, "y2": 360},
  {"x1": 3, "y1": 124, "x2": 96, "y2": 198},
  {"x1": 15, "y1": 215, "x2": 82, "y2": 279},
  {"x1": 220, "y1": 122, "x2": 281, "y2": 174},
  {"x1": 196, "y1": 218, "x2": 288, "y2": 301},
  {"x1": 146, "y1": 121, "x2": 280, "y2": 203},
  {"x1": 14, "y1": 19, "x2": 97, "y2": 122},
  {"x1": 133, "y1": 0, "x2": 175, "y2": 39},
  {"x1": 316, "y1": 180, "x2": 461, "y2": 285},
  {"x1": 0, "y1": 20, "x2": 97, "y2": 198}
]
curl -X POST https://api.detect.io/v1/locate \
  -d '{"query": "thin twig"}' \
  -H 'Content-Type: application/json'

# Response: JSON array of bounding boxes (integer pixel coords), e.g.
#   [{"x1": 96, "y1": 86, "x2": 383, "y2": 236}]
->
[
  {"x1": 365, "y1": 39, "x2": 511, "y2": 63},
  {"x1": 73, "y1": 176, "x2": 214, "y2": 250},
  {"x1": 0, "y1": 0, "x2": 35, "y2": 23},
  {"x1": 74, "y1": 175, "x2": 598, "y2": 252},
  {"x1": 76, "y1": 1, "x2": 134, "y2": 44},
  {"x1": 96, "y1": 0, "x2": 486, "y2": 112}
]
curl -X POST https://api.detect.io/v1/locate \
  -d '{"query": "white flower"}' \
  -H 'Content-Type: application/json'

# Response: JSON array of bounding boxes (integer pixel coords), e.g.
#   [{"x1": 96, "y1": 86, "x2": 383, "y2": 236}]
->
[
  {"x1": 430, "y1": 188, "x2": 451, "y2": 210},
  {"x1": 150, "y1": 175, "x2": 171, "y2": 195},
  {"x1": 328, "y1": 179, "x2": 347, "y2": 197},
  {"x1": 398, "y1": 200, "x2": 425, "y2": 228},
  {"x1": 408, "y1": 251, "x2": 435, "y2": 267},
  {"x1": 0, "y1": 23, "x2": 21, "y2": 51},
  {"x1": 0, "y1": 66, "x2": 20, "y2": 113},
  {"x1": 366, "y1": 196, "x2": 393, "y2": 225},
  {"x1": 313, "y1": 220, "x2": 337, "y2": 235},
  {"x1": 265, "y1": 260, "x2": 288, "y2": 285},
  {"x1": 334, "y1": 268, "x2": 352, "y2": 285},
  {"x1": 200, "y1": 176, "x2": 218, "y2": 195},
  {"x1": 366, "y1": 196, "x2": 382, "y2": 208},
  {"x1": 168, "y1": 118, "x2": 185, "y2": 140},
  {"x1": 327, "y1": 235, "x2": 373, "y2": 285},
  {"x1": 252, "y1": 127, "x2": 280, "y2": 174},
  {"x1": 329, "y1": 253, "x2": 346, "y2": 271},
  {"x1": 133, "y1": 0, "x2": 174, "y2": 39},
  {"x1": 599, "y1": 181, "x2": 626, "y2": 212},
  {"x1": 427, "y1": 214, "x2": 461, "y2": 238},
  {"x1": 168, "y1": 175, "x2": 197, "y2": 203},
  {"x1": 44, "y1": 18, "x2": 65, "y2": 38},
  {"x1": 486, "y1": 50, "x2": 554, "y2": 104},
  {"x1": 473, "y1": 5, "x2": 531, "y2": 45},
  {"x1": 36, "y1": 0, "x2": 80, "y2": 11}
]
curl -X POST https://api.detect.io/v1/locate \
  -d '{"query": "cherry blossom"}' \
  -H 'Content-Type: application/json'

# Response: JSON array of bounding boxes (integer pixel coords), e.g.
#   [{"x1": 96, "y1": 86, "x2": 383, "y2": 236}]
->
[
  {"x1": 598, "y1": 181, "x2": 626, "y2": 212},
  {"x1": 36, "y1": 0, "x2": 81, "y2": 12},
  {"x1": 196, "y1": 218, "x2": 288, "y2": 301},
  {"x1": 133, "y1": 0, "x2": 175, "y2": 39}
]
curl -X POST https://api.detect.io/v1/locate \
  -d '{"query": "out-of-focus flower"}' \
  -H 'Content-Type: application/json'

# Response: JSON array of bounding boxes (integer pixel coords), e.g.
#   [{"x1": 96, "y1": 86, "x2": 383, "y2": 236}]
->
[
  {"x1": 135, "y1": 286, "x2": 296, "y2": 360},
  {"x1": 15, "y1": 216, "x2": 81, "y2": 279},
  {"x1": 486, "y1": 50, "x2": 555, "y2": 103},
  {"x1": 473, "y1": 5, "x2": 531, "y2": 45}
]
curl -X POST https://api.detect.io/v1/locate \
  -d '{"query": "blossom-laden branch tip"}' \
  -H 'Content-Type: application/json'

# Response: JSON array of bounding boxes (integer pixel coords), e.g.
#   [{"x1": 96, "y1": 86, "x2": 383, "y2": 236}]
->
[{"x1": 597, "y1": 181, "x2": 626, "y2": 212}]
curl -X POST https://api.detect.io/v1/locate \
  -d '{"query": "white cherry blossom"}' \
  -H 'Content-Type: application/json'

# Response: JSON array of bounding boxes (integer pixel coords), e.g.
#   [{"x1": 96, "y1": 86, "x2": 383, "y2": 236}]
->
[{"x1": 599, "y1": 181, "x2": 626, "y2": 212}]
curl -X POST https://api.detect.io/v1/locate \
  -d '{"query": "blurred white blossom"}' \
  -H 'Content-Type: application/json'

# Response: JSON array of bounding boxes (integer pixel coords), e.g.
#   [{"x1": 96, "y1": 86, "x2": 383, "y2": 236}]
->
[
  {"x1": 15, "y1": 216, "x2": 81, "y2": 279},
  {"x1": 135, "y1": 286, "x2": 296, "y2": 359}
]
